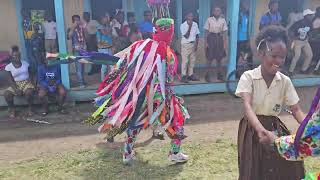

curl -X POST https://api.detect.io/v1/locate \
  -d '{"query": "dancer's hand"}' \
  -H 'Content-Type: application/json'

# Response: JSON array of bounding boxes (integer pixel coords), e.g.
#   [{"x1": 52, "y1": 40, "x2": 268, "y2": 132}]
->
[{"x1": 258, "y1": 130, "x2": 278, "y2": 145}]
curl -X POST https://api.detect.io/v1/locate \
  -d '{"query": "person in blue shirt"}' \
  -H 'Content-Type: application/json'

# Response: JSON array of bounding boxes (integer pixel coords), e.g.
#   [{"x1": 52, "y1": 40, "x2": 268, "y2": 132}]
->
[
  {"x1": 237, "y1": 2, "x2": 252, "y2": 71},
  {"x1": 37, "y1": 58, "x2": 67, "y2": 116},
  {"x1": 259, "y1": 0, "x2": 282, "y2": 30},
  {"x1": 97, "y1": 14, "x2": 114, "y2": 81},
  {"x1": 138, "y1": 10, "x2": 154, "y2": 39},
  {"x1": 67, "y1": 15, "x2": 87, "y2": 88}
]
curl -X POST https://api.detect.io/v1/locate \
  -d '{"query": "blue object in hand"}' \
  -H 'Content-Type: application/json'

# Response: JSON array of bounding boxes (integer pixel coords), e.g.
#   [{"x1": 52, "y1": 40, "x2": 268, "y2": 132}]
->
[{"x1": 48, "y1": 86, "x2": 56, "y2": 93}]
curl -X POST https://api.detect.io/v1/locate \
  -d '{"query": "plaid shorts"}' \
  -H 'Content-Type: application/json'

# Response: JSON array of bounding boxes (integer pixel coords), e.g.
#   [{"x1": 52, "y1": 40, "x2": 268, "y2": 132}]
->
[{"x1": 7, "y1": 80, "x2": 34, "y2": 95}]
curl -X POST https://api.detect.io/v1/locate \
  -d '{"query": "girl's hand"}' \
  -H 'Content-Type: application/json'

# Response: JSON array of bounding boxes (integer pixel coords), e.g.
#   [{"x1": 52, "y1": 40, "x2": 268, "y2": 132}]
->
[{"x1": 258, "y1": 130, "x2": 278, "y2": 145}]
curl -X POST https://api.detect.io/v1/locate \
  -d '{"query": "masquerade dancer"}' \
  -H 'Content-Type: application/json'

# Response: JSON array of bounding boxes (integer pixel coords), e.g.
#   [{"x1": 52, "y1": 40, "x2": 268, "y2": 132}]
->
[{"x1": 86, "y1": 18, "x2": 190, "y2": 165}]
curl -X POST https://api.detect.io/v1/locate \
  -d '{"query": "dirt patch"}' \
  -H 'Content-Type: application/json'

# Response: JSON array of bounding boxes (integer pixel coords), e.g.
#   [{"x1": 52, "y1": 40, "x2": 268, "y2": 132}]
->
[{"x1": 0, "y1": 87, "x2": 317, "y2": 163}]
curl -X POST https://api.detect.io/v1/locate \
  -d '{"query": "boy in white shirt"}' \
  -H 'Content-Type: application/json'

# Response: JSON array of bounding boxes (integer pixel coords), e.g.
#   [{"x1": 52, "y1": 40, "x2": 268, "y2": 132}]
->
[
  {"x1": 43, "y1": 15, "x2": 57, "y2": 53},
  {"x1": 180, "y1": 12, "x2": 200, "y2": 83}
]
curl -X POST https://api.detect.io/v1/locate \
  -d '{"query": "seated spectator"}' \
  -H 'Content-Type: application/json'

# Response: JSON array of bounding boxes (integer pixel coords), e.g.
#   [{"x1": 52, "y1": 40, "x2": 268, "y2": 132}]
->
[
  {"x1": 4, "y1": 46, "x2": 35, "y2": 118},
  {"x1": 38, "y1": 58, "x2": 67, "y2": 116}
]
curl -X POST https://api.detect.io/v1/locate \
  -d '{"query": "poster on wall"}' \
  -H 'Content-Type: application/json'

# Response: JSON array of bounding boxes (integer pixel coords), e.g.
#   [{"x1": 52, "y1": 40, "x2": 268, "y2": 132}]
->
[{"x1": 31, "y1": 10, "x2": 45, "y2": 24}]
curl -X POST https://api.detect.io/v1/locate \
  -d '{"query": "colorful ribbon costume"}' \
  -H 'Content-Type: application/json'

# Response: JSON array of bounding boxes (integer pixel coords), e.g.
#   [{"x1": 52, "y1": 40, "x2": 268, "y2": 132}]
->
[
  {"x1": 85, "y1": 18, "x2": 190, "y2": 161},
  {"x1": 304, "y1": 172, "x2": 320, "y2": 180},
  {"x1": 275, "y1": 87, "x2": 320, "y2": 161},
  {"x1": 45, "y1": 50, "x2": 119, "y2": 66}
]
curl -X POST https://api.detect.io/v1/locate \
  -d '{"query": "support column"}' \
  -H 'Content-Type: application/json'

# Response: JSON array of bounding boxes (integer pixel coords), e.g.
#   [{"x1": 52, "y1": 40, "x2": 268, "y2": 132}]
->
[
  {"x1": 249, "y1": 0, "x2": 257, "y2": 36},
  {"x1": 83, "y1": 0, "x2": 91, "y2": 13},
  {"x1": 54, "y1": 0, "x2": 70, "y2": 89},
  {"x1": 133, "y1": 0, "x2": 148, "y2": 22},
  {"x1": 122, "y1": 0, "x2": 128, "y2": 21},
  {"x1": 226, "y1": 0, "x2": 240, "y2": 80},
  {"x1": 199, "y1": 0, "x2": 210, "y2": 37},
  {"x1": 14, "y1": 0, "x2": 27, "y2": 60},
  {"x1": 176, "y1": 0, "x2": 182, "y2": 36}
]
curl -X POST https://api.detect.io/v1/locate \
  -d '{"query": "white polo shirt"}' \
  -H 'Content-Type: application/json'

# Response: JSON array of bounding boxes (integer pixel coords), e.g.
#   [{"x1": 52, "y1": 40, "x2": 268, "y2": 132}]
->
[
  {"x1": 180, "y1": 21, "x2": 200, "y2": 44},
  {"x1": 235, "y1": 66, "x2": 300, "y2": 116},
  {"x1": 43, "y1": 21, "x2": 57, "y2": 40}
]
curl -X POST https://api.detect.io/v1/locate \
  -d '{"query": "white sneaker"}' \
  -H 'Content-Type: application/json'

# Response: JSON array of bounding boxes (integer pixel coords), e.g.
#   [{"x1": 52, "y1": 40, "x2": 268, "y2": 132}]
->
[
  {"x1": 123, "y1": 152, "x2": 135, "y2": 165},
  {"x1": 168, "y1": 152, "x2": 188, "y2": 163}
]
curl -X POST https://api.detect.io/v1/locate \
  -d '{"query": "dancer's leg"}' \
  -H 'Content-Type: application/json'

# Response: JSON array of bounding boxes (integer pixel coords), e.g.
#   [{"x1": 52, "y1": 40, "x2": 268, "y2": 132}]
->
[{"x1": 123, "y1": 127, "x2": 142, "y2": 164}]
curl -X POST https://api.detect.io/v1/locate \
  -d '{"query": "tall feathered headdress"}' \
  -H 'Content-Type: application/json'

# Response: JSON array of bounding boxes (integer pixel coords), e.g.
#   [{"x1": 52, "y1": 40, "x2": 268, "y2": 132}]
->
[{"x1": 146, "y1": 0, "x2": 171, "y2": 18}]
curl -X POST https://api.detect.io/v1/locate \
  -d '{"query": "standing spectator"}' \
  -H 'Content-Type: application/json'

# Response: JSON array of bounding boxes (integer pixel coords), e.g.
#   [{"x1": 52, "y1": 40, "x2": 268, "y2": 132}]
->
[
  {"x1": 288, "y1": 9, "x2": 314, "y2": 76},
  {"x1": 83, "y1": 12, "x2": 100, "y2": 75},
  {"x1": 30, "y1": 22, "x2": 45, "y2": 79},
  {"x1": 313, "y1": 7, "x2": 320, "y2": 29},
  {"x1": 111, "y1": 10, "x2": 129, "y2": 37},
  {"x1": 43, "y1": 15, "x2": 57, "y2": 53},
  {"x1": 128, "y1": 25, "x2": 142, "y2": 44},
  {"x1": 180, "y1": 12, "x2": 200, "y2": 83},
  {"x1": 138, "y1": 10, "x2": 154, "y2": 39},
  {"x1": 38, "y1": 58, "x2": 67, "y2": 116},
  {"x1": 309, "y1": 7, "x2": 320, "y2": 74},
  {"x1": 204, "y1": 7, "x2": 228, "y2": 82},
  {"x1": 21, "y1": 9, "x2": 34, "y2": 63},
  {"x1": 127, "y1": 12, "x2": 138, "y2": 34},
  {"x1": 237, "y1": 2, "x2": 252, "y2": 70},
  {"x1": 286, "y1": 7, "x2": 304, "y2": 29},
  {"x1": 111, "y1": 10, "x2": 130, "y2": 52},
  {"x1": 97, "y1": 14, "x2": 113, "y2": 81},
  {"x1": 4, "y1": 46, "x2": 34, "y2": 118},
  {"x1": 127, "y1": 12, "x2": 137, "y2": 28},
  {"x1": 67, "y1": 15, "x2": 86, "y2": 88},
  {"x1": 259, "y1": 0, "x2": 282, "y2": 30},
  {"x1": 127, "y1": 12, "x2": 142, "y2": 44}
]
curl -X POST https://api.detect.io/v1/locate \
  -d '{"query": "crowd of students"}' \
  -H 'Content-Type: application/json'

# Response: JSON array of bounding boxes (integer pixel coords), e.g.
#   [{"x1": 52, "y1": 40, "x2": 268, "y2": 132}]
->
[{"x1": 20, "y1": 9, "x2": 155, "y2": 86}]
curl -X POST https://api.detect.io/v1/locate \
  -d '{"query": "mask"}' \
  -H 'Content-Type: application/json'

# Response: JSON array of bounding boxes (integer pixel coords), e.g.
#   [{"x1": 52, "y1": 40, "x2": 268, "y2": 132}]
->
[{"x1": 152, "y1": 18, "x2": 174, "y2": 45}]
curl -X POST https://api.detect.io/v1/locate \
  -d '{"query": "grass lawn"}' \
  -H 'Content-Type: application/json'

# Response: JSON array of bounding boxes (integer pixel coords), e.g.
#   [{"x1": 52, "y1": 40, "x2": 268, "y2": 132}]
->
[{"x1": 0, "y1": 139, "x2": 319, "y2": 180}]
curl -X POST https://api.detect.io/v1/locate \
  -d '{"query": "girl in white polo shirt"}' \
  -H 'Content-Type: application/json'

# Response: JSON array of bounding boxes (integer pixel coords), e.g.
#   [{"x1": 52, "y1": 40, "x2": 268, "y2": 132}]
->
[{"x1": 235, "y1": 26, "x2": 305, "y2": 179}]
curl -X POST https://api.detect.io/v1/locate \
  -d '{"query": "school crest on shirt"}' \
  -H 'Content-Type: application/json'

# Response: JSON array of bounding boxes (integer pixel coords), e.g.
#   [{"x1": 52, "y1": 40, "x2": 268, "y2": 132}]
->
[{"x1": 273, "y1": 104, "x2": 281, "y2": 113}]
